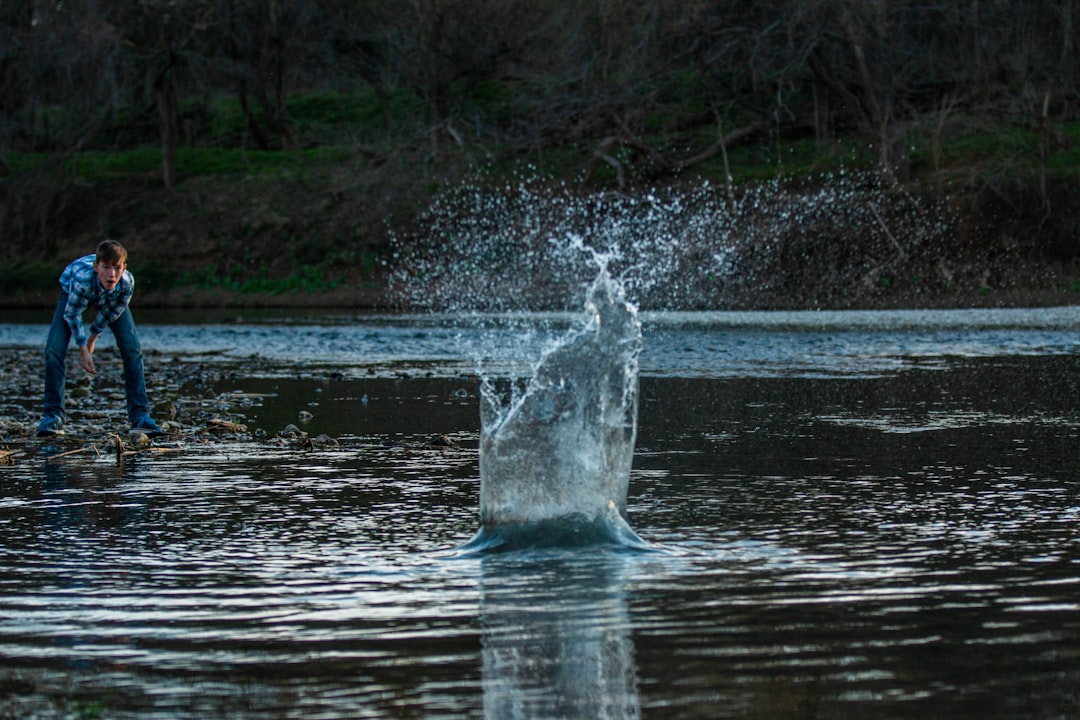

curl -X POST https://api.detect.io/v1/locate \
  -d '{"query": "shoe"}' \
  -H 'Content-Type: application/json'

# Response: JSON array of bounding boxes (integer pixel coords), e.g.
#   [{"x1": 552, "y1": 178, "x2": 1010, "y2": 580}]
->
[
  {"x1": 131, "y1": 415, "x2": 165, "y2": 436},
  {"x1": 36, "y1": 415, "x2": 65, "y2": 436}
]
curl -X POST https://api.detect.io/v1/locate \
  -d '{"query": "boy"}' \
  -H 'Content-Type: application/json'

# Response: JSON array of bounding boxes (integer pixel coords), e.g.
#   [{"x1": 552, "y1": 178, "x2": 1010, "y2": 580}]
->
[{"x1": 36, "y1": 239, "x2": 163, "y2": 437}]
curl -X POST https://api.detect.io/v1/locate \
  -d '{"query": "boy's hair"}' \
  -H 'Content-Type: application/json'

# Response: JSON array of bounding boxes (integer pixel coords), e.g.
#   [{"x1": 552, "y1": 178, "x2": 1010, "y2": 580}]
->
[{"x1": 95, "y1": 239, "x2": 128, "y2": 266}]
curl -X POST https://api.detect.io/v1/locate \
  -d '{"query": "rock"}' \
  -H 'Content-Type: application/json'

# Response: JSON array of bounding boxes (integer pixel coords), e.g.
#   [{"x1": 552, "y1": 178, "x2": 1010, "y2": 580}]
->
[
  {"x1": 154, "y1": 400, "x2": 178, "y2": 420},
  {"x1": 279, "y1": 423, "x2": 306, "y2": 438},
  {"x1": 297, "y1": 410, "x2": 314, "y2": 422}
]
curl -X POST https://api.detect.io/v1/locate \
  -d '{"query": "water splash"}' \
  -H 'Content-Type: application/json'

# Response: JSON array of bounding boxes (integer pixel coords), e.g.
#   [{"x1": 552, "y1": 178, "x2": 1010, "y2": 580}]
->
[
  {"x1": 462, "y1": 248, "x2": 647, "y2": 551},
  {"x1": 389, "y1": 171, "x2": 953, "y2": 312},
  {"x1": 389, "y1": 172, "x2": 952, "y2": 551}
]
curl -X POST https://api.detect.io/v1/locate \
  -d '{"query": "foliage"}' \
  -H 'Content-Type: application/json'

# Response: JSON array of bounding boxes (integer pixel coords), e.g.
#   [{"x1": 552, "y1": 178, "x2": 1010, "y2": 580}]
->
[
  {"x1": 180, "y1": 263, "x2": 342, "y2": 295},
  {"x1": 0, "y1": 261, "x2": 60, "y2": 295},
  {"x1": 1, "y1": 1, "x2": 1079, "y2": 306}
]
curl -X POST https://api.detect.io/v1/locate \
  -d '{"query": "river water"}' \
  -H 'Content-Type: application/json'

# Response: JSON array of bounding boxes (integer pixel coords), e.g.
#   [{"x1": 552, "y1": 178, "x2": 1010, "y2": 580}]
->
[{"x1": 1, "y1": 306, "x2": 1079, "y2": 718}]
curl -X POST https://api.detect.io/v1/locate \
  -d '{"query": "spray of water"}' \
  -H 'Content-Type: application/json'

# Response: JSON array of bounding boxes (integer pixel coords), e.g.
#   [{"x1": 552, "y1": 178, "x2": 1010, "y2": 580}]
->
[
  {"x1": 389, "y1": 172, "x2": 952, "y2": 550},
  {"x1": 389, "y1": 171, "x2": 952, "y2": 313},
  {"x1": 462, "y1": 243, "x2": 646, "y2": 550}
]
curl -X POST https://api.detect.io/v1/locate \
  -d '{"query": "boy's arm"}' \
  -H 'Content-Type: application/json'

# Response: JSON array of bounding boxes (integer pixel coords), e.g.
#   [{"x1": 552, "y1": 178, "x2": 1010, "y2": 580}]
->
[
  {"x1": 67, "y1": 292, "x2": 99, "y2": 375},
  {"x1": 79, "y1": 339, "x2": 98, "y2": 375},
  {"x1": 62, "y1": 285, "x2": 93, "y2": 348}
]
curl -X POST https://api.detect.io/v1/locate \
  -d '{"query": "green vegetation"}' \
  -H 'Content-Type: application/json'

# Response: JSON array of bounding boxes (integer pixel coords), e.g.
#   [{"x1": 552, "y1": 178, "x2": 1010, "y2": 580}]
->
[
  {"x1": 2, "y1": 1, "x2": 1078, "y2": 308},
  {"x1": 72, "y1": 107, "x2": 1080, "y2": 187},
  {"x1": 16, "y1": 100, "x2": 1080, "y2": 189},
  {"x1": 0, "y1": 261, "x2": 62, "y2": 297},
  {"x1": 69, "y1": 700, "x2": 106, "y2": 720},
  {"x1": 6, "y1": 145, "x2": 355, "y2": 183},
  {"x1": 4, "y1": 89, "x2": 1080, "y2": 305},
  {"x1": 179, "y1": 263, "x2": 343, "y2": 295}
]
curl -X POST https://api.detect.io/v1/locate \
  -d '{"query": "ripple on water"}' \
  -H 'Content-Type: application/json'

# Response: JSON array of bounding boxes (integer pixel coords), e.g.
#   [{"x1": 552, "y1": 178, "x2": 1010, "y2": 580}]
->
[{"x1": 1, "y1": 338, "x2": 1079, "y2": 717}]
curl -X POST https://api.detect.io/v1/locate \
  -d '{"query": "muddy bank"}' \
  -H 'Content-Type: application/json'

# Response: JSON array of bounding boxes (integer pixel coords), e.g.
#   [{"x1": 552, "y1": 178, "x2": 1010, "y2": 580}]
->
[{"x1": 4, "y1": 170, "x2": 1080, "y2": 313}]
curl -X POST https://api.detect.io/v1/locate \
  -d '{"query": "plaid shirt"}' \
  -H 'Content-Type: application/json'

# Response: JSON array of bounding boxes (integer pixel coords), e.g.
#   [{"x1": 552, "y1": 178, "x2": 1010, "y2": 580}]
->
[{"x1": 59, "y1": 254, "x2": 135, "y2": 347}]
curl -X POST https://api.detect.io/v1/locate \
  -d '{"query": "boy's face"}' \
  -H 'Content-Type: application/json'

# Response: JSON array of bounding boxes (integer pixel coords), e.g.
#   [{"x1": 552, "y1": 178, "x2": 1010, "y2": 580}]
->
[{"x1": 94, "y1": 259, "x2": 126, "y2": 291}]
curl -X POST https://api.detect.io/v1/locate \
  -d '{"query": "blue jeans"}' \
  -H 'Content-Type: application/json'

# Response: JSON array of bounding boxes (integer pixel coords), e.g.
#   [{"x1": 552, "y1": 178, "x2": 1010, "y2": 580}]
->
[{"x1": 43, "y1": 292, "x2": 150, "y2": 424}]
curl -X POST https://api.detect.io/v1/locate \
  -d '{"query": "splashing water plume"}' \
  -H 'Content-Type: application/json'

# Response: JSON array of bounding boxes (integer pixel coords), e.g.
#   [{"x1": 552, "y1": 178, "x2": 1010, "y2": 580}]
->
[
  {"x1": 466, "y1": 246, "x2": 647, "y2": 550},
  {"x1": 390, "y1": 174, "x2": 952, "y2": 550}
]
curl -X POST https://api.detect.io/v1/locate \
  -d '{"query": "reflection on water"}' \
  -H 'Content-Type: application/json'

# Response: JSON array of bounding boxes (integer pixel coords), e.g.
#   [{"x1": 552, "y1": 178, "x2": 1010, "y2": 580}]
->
[
  {"x1": 1, "y1": 309, "x2": 1079, "y2": 718},
  {"x1": 480, "y1": 554, "x2": 640, "y2": 719}
]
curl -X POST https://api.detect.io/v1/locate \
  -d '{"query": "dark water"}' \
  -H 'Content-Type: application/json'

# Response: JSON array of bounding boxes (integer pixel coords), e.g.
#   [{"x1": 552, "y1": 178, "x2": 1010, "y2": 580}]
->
[{"x1": 1, "y1": 309, "x2": 1079, "y2": 718}]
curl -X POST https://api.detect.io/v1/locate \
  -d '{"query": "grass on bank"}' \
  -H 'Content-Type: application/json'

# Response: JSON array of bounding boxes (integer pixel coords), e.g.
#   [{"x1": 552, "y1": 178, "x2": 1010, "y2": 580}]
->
[
  {"x1": 8, "y1": 119, "x2": 1079, "y2": 189},
  {"x1": 4, "y1": 88, "x2": 1080, "y2": 300},
  {"x1": 0, "y1": 260, "x2": 361, "y2": 299},
  {"x1": 7, "y1": 84, "x2": 1080, "y2": 186}
]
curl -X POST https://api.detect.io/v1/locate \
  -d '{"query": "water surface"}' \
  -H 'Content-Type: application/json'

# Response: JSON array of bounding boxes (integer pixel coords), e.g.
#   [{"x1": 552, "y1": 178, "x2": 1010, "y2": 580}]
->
[{"x1": 1, "y1": 307, "x2": 1078, "y2": 718}]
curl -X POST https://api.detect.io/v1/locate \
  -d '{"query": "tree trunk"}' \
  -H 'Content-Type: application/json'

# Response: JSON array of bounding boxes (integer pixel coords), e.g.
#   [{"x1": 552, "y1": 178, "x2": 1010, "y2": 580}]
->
[
  {"x1": 269, "y1": 0, "x2": 296, "y2": 150},
  {"x1": 156, "y1": 68, "x2": 179, "y2": 189},
  {"x1": 238, "y1": 80, "x2": 272, "y2": 151},
  {"x1": 1062, "y1": 0, "x2": 1075, "y2": 84}
]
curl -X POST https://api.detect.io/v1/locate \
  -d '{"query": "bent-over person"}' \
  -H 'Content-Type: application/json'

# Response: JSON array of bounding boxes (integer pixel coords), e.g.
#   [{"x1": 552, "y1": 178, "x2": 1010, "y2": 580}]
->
[{"x1": 37, "y1": 239, "x2": 163, "y2": 437}]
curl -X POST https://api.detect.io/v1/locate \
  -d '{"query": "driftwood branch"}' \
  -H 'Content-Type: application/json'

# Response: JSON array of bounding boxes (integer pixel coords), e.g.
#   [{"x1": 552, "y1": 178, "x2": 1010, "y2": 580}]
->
[
  {"x1": 38, "y1": 437, "x2": 183, "y2": 465},
  {"x1": 589, "y1": 119, "x2": 763, "y2": 187},
  {"x1": 45, "y1": 445, "x2": 103, "y2": 464},
  {"x1": 868, "y1": 204, "x2": 907, "y2": 261},
  {"x1": 674, "y1": 122, "x2": 763, "y2": 171},
  {"x1": 592, "y1": 137, "x2": 627, "y2": 188},
  {"x1": 111, "y1": 433, "x2": 125, "y2": 465}
]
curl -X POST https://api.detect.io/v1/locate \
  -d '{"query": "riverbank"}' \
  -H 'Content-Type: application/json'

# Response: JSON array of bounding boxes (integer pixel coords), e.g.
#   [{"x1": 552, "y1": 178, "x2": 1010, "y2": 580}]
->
[
  {"x1": 0, "y1": 346, "x2": 263, "y2": 446},
  {"x1": 0, "y1": 340, "x2": 473, "y2": 468},
  {"x1": 4, "y1": 160, "x2": 1080, "y2": 313},
  {"x1": 0, "y1": 346, "x2": 350, "y2": 458}
]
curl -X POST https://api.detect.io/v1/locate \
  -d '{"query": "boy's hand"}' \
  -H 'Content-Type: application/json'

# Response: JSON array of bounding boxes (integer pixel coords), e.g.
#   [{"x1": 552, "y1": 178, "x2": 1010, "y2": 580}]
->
[{"x1": 80, "y1": 342, "x2": 97, "y2": 375}]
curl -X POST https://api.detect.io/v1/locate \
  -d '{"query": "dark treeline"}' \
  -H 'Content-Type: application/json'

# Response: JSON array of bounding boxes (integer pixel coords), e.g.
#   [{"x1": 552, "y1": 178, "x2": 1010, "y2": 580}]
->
[
  {"x1": 1, "y1": 1, "x2": 1079, "y2": 307},
  {"x1": 3, "y1": 1, "x2": 1076, "y2": 174}
]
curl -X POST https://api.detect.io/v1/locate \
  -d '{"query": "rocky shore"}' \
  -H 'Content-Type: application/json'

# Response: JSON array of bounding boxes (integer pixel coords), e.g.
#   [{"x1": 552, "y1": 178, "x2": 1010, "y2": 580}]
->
[{"x1": 0, "y1": 345, "x2": 462, "y2": 467}]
